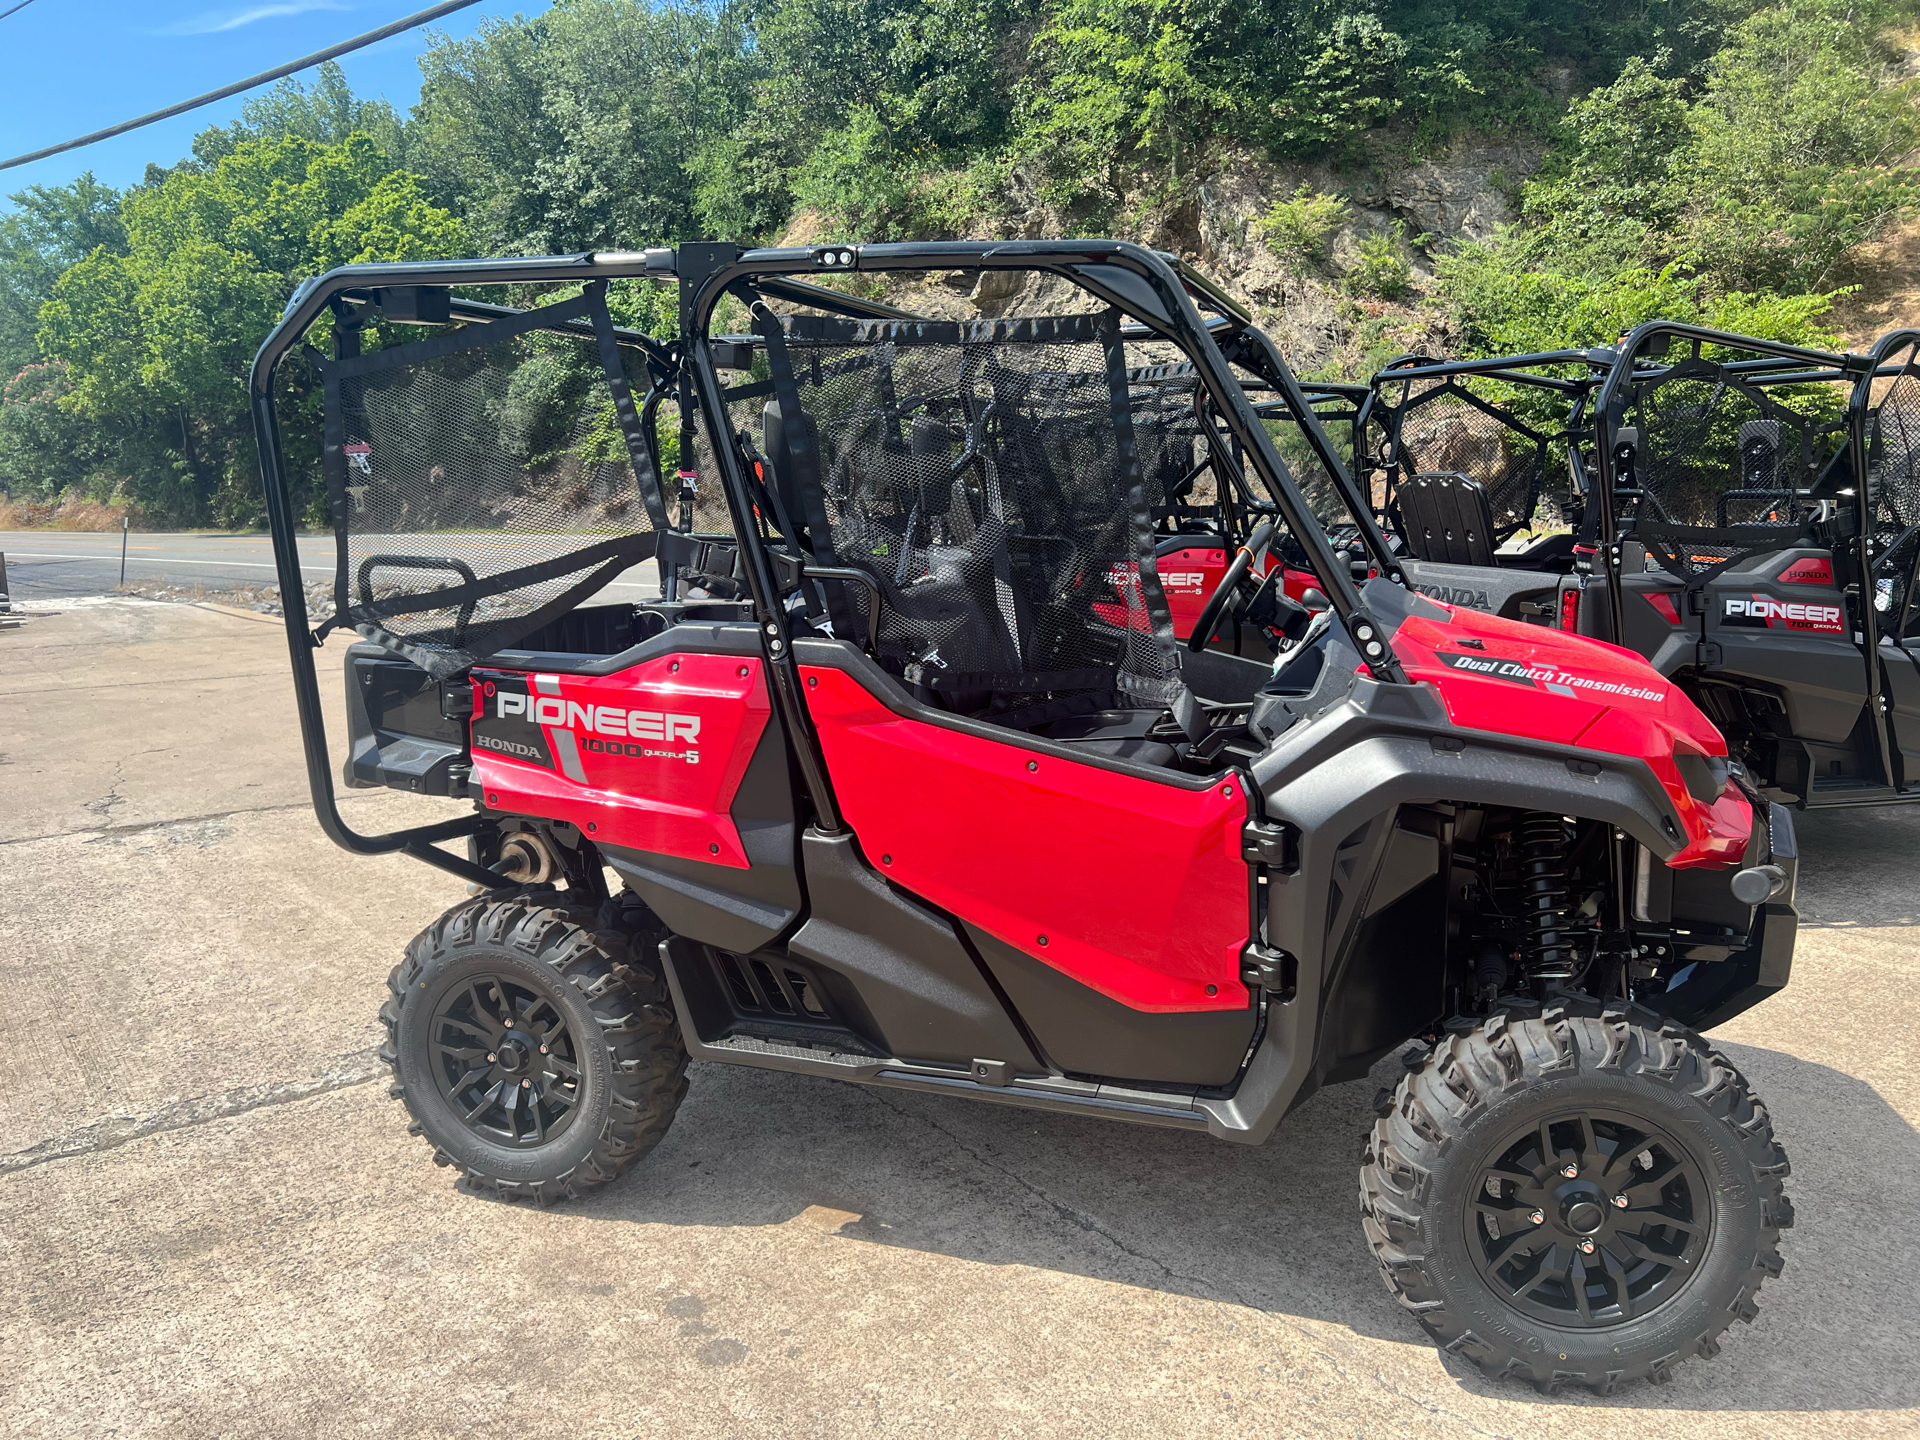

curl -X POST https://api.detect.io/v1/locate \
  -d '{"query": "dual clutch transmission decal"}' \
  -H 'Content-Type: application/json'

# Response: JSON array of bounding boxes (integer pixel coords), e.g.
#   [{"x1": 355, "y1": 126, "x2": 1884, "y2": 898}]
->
[{"x1": 1435, "y1": 649, "x2": 1667, "y2": 703}]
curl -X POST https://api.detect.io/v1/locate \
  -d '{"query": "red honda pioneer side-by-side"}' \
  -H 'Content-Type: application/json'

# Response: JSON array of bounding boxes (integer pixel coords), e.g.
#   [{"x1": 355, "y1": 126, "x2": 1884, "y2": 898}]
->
[{"x1": 251, "y1": 241, "x2": 1797, "y2": 1394}]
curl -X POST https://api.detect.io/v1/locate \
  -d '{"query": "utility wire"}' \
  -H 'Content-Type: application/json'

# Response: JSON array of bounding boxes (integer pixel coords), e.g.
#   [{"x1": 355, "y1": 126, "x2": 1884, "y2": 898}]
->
[
  {"x1": 0, "y1": 0, "x2": 483, "y2": 172},
  {"x1": 0, "y1": 0, "x2": 42, "y2": 20}
]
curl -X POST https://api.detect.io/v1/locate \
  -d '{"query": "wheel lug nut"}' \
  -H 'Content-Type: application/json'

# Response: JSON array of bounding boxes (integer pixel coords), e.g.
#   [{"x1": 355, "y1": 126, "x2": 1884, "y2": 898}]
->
[
  {"x1": 1529, "y1": 1210, "x2": 1544, "y2": 1225},
  {"x1": 1578, "y1": 1239, "x2": 1596, "y2": 1254},
  {"x1": 540, "y1": 1045, "x2": 549, "y2": 1054},
  {"x1": 487, "y1": 1053, "x2": 497, "y2": 1063},
  {"x1": 1612, "y1": 1194, "x2": 1629, "y2": 1209},
  {"x1": 521, "y1": 1079, "x2": 531, "y2": 1088},
  {"x1": 1561, "y1": 1164, "x2": 1579, "y2": 1178}
]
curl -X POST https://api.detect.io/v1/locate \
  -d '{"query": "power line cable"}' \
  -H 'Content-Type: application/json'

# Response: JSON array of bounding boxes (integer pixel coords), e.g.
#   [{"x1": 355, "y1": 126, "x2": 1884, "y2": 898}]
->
[
  {"x1": 0, "y1": 0, "x2": 483, "y2": 172},
  {"x1": 0, "y1": 0, "x2": 43, "y2": 20}
]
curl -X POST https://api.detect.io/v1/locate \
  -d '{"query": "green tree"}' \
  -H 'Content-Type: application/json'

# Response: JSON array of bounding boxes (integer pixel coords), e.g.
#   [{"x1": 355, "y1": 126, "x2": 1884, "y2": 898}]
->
[
  {"x1": 0, "y1": 174, "x2": 125, "y2": 382},
  {"x1": 1687, "y1": 0, "x2": 1920, "y2": 290},
  {"x1": 25, "y1": 133, "x2": 464, "y2": 524},
  {"x1": 194, "y1": 61, "x2": 410, "y2": 167},
  {"x1": 409, "y1": 0, "x2": 750, "y2": 253}
]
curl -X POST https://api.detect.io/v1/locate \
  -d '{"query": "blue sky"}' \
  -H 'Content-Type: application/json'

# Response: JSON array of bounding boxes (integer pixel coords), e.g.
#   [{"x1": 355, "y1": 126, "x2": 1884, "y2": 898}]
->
[{"x1": 0, "y1": 0, "x2": 529, "y2": 200}]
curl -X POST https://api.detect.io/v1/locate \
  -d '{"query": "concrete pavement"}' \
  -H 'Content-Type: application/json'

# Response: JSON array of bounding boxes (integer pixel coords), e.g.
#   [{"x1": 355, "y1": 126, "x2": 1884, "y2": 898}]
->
[{"x1": 1, "y1": 598, "x2": 1916, "y2": 1438}]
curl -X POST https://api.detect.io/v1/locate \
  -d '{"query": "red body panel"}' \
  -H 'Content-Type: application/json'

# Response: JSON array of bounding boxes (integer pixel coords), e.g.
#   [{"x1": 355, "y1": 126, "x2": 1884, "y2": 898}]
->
[
  {"x1": 1644, "y1": 591, "x2": 1683, "y2": 626},
  {"x1": 1778, "y1": 556, "x2": 1834, "y2": 585},
  {"x1": 470, "y1": 655, "x2": 770, "y2": 867},
  {"x1": 1391, "y1": 603, "x2": 1752, "y2": 863},
  {"x1": 1280, "y1": 566, "x2": 1321, "y2": 604},
  {"x1": 799, "y1": 665, "x2": 1251, "y2": 1012}
]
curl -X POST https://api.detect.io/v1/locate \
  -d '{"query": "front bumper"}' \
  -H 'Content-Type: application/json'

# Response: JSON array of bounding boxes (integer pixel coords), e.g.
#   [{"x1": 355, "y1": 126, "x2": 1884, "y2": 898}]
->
[{"x1": 1653, "y1": 800, "x2": 1798, "y2": 1032}]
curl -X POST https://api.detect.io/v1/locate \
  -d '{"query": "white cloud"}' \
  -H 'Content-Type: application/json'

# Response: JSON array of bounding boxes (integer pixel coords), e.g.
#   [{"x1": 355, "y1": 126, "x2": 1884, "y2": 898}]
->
[{"x1": 162, "y1": 0, "x2": 346, "y2": 36}]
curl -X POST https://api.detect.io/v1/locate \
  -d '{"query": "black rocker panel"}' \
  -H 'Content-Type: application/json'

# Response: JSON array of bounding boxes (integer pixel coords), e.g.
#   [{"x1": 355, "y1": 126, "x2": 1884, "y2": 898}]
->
[
  {"x1": 786, "y1": 832, "x2": 1043, "y2": 1070},
  {"x1": 967, "y1": 926, "x2": 1257, "y2": 1086}
]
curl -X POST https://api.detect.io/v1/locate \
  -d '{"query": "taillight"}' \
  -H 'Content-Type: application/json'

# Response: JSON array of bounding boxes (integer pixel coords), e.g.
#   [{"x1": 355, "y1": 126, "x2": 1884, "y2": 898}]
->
[{"x1": 1559, "y1": 585, "x2": 1580, "y2": 632}]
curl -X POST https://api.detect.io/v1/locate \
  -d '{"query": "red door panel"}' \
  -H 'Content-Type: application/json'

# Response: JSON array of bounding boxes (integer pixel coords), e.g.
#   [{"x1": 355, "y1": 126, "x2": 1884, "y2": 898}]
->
[
  {"x1": 799, "y1": 665, "x2": 1251, "y2": 1012},
  {"x1": 470, "y1": 655, "x2": 770, "y2": 867}
]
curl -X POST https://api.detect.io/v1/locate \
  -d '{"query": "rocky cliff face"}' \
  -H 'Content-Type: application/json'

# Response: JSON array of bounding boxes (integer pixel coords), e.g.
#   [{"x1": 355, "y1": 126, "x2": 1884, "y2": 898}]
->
[{"x1": 804, "y1": 138, "x2": 1542, "y2": 381}]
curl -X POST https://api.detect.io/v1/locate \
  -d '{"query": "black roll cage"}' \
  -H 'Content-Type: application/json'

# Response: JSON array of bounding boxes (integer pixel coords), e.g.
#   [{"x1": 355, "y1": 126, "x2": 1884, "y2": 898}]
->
[{"x1": 250, "y1": 239, "x2": 1405, "y2": 882}]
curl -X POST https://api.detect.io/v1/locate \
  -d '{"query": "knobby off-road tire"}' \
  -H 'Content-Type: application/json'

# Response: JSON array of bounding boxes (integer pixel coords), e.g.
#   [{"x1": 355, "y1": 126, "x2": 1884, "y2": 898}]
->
[
  {"x1": 1360, "y1": 993, "x2": 1792, "y2": 1394},
  {"x1": 379, "y1": 890, "x2": 688, "y2": 1203}
]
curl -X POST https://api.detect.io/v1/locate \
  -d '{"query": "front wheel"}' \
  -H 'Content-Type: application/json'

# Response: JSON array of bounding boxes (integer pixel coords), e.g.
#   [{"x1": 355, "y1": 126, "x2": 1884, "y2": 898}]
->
[
  {"x1": 379, "y1": 892, "x2": 688, "y2": 1203},
  {"x1": 1361, "y1": 995, "x2": 1792, "y2": 1393}
]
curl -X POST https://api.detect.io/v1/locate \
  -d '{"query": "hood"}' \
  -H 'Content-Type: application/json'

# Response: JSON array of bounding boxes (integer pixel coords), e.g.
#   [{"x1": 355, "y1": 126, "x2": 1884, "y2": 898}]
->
[{"x1": 1386, "y1": 596, "x2": 1748, "y2": 866}]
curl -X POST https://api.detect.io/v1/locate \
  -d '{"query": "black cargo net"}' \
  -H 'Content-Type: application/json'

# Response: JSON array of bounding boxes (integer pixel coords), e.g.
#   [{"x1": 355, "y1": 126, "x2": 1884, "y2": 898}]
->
[
  {"x1": 742, "y1": 308, "x2": 1191, "y2": 725},
  {"x1": 1379, "y1": 377, "x2": 1557, "y2": 540},
  {"x1": 1867, "y1": 355, "x2": 1920, "y2": 633},
  {"x1": 312, "y1": 285, "x2": 667, "y2": 676}
]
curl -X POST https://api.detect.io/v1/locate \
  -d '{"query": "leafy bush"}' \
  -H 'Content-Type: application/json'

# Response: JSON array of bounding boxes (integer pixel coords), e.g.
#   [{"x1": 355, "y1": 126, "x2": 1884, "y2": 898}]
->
[
  {"x1": 1433, "y1": 5, "x2": 1910, "y2": 365},
  {"x1": 792, "y1": 107, "x2": 920, "y2": 241},
  {"x1": 1259, "y1": 185, "x2": 1346, "y2": 267},
  {"x1": 1348, "y1": 223, "x2": 1412, "y2": 299}
]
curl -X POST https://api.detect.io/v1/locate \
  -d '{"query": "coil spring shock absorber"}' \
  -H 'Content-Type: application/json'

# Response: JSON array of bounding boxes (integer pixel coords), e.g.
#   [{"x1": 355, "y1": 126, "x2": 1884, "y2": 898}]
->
[{"x1": 1516, "y1": 812, "x2": 1576, "y2": 984}]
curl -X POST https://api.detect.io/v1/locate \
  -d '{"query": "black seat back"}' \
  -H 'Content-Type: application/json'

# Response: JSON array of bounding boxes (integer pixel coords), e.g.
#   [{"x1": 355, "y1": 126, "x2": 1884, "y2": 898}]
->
[{"x1": 1396, "y1": 471, "x2": 1499, "y2": 567}]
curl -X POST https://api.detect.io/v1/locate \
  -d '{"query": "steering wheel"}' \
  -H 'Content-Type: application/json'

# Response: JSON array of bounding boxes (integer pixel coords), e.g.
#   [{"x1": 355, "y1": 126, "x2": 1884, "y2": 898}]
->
[{"x1": 1187, "y1": 518, "x2": 1277, "y2": 653}]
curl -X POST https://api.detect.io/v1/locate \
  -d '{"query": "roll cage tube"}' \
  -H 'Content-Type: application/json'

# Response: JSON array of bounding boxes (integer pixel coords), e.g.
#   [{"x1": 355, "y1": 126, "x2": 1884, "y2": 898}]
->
[
  {"x1": 683, "y1": 238, "x2": 1406, "y2": 686},
  {"x1": 1369, "y1": 350, "x2": 1608, "y2": 542},
  {"x1": 1590, "y1": 322, "x2": 1860, "y2": 650},
  {"x1": 1591, "y1": 320, "x2": 1903, "y2": 791},
  {"x1": 1221, "y1": 322, "x2": 1405, "y2": 590},
  {"x1": 248, "y1": 251, "x2": 704, "y2": 885}
]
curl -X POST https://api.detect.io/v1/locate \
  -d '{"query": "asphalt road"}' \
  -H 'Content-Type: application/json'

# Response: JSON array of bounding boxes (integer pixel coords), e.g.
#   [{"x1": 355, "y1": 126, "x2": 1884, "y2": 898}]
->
[
  {"x1": 1, "y1": 599, "x2": 1916, "y2": 1438},
  {"x1": 0, "y1": 530, "x2": 662, "y2": 604}
]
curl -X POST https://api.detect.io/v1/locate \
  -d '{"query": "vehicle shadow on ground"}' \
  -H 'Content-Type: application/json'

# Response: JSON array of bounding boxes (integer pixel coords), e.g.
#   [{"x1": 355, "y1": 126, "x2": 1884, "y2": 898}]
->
[{"x1": 550, "y1": 1031, "x2": 1918, "y2": 1416}]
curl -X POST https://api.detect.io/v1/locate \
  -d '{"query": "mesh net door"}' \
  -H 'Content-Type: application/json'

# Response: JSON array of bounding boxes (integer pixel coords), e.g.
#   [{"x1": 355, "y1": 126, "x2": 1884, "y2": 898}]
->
[
  {"x1": 1620, "y1": 356, "x2": 1844, "y2": 593},
  {"x1": 747, "y1": 309, "x2": 1190, "y2": 723},
  {"x1": 1867, "y1": 346, "x2": 1920, "y2": 634},
  {"x1": 1126, "y1": 362, "x2": 1217, "y2": 529},
  {"x1": 1624, "y1": 360, "x2": 1841, "y2": 527},
  {"x1": 312, "y1": 286, "x2": 667, "y2": 675}
]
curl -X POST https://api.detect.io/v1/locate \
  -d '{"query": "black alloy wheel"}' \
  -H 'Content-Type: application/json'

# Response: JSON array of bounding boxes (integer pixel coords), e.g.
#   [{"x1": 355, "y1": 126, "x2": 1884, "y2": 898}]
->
[
  {"x1": 380, "y1": 892, "x2": 689, "y2": 1203},
  {"x1": 1469, "y1": 1107, "x2": 1709, "y2": 1329},
  {"x1": 430, "y1": 974, "x2": 583, "y2": 1147},
  {"x1": 1361, "y1": 993, "x2": 1793, "y2": 1394}
]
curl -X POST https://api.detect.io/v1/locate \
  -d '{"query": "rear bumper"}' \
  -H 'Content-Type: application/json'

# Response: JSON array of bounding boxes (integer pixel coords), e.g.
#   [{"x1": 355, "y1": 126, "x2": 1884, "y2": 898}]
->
[{"x1": 1654, "y1": 800, "x2": 1798, "y2": 1031}]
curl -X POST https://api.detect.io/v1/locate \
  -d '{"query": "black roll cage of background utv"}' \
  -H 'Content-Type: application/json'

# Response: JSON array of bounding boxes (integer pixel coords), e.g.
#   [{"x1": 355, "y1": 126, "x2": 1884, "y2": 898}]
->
[
  {"x1": 249, "y1": 240, "x2": 1412, "y2": 889},
  {"x1": 1362, "y1": 325, "x2": 1920, "y2": 798}
]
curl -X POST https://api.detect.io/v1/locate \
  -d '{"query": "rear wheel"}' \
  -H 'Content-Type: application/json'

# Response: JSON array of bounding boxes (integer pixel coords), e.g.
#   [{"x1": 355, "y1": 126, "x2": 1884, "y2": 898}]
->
[
  {"x1": 379, "y1": 891, "x2": 687, "y2": 1203},
  {"x1": 1360, "y1": 994, "x2": 1792, "y2": 1393}
]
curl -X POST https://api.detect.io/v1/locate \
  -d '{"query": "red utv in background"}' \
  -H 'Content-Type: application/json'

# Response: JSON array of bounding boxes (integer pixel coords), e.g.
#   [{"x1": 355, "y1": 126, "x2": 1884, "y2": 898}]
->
[{"x1": 1362, "y1": 329, "x2": 1920, "y2": 812}]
